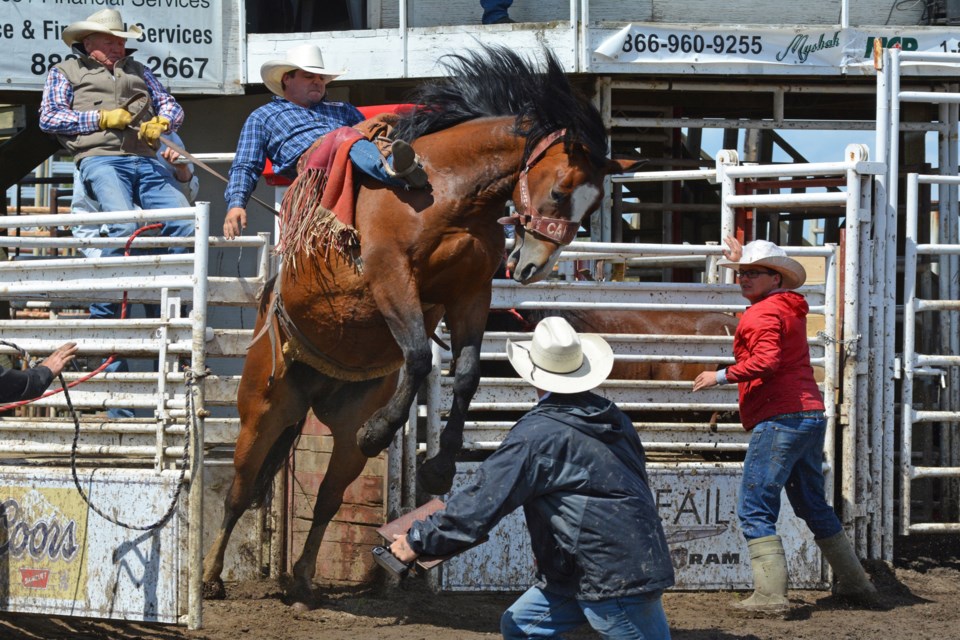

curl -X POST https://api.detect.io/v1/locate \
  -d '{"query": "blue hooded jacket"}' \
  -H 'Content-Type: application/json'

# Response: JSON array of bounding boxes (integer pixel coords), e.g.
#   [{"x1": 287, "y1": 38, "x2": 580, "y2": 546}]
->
[{"x1": 407, "y1": 391, "x2": 675, "y2": 600}]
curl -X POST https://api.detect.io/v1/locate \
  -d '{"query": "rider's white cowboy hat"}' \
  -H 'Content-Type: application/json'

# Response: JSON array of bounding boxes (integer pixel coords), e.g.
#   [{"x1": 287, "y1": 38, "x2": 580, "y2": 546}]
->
[
  {"x1": 718, "y1": 239, "x2": 807, "y2": 290},
  {"x1": 260, "y1": 44, "x2": 347, "y2": 97},
  {"x1": 506, "y1": 316, "x2": 614, "y2": 394},
  {"x1": 62, "y1": 9, "x2": 143, "y2": 48}
]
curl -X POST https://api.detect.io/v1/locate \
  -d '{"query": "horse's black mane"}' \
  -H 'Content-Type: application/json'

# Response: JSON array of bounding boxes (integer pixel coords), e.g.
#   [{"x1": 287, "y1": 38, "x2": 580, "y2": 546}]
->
[{"x1": 391, "y1": 46, "x2": 609, "y2": 166}]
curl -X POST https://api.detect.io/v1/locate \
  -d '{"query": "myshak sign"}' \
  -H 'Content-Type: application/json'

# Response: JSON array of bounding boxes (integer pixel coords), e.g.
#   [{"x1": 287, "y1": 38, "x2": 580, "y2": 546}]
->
[{"x1": 1, "y1": 0, "x2": 233, "y2": 93}]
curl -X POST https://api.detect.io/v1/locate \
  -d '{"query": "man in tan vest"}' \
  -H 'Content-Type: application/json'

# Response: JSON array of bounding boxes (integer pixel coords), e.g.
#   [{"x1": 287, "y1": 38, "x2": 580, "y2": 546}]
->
[{"x1": 39, "y1": 9, "x2": 193, "y2": 417}]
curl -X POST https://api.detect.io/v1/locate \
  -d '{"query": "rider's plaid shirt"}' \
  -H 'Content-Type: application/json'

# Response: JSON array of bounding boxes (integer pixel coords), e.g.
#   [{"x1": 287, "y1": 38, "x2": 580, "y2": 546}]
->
[
  {"x1": 225, "y1": 96, "x2": 364, "y2": 210},
  {"x1": 39, "y1": 64, "x2": 183, "y2": 134}
]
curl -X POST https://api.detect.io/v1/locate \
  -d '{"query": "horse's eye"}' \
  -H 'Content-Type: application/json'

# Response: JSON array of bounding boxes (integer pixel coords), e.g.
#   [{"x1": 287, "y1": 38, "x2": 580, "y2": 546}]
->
[{"x1": 551, "y1": 190, "x2": 570, "y2": 204}]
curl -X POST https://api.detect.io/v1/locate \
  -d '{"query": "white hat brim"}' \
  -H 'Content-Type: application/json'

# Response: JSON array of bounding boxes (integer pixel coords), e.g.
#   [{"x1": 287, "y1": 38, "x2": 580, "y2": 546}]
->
[
  {"x1": 718, "y1": 255, "x2": 806, "y2": 290},
  {"x1": 62, "y1": 21, "x2": 142, "y2": 48},
  {"x1": 260, "y1": 60, "x2": 346, "y2": 97},
  {"x1": 506, "y1": 334, "x2": 614, "y2": 394}
]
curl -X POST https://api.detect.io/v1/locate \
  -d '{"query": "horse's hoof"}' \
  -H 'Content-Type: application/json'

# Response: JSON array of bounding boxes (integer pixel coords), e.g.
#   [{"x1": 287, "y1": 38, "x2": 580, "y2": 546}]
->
[
  {"x1": 281, "y1": 578, "x2": 319, "y2": 610},
  {"x1": 357, "y1": 418, "x2": 393, "y2": 457},
  {"x1": 418, "y1": 455, "x2": 455, "y2": 495},
  {"x1": 202, "y1": 579, "x2": 226, "y2": 600}
]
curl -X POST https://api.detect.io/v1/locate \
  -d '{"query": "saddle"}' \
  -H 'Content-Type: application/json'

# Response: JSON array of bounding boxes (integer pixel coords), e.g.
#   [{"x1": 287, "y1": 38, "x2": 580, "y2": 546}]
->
[{"x1": 277, "y1": 114, "x2": 400, "y2": 261}]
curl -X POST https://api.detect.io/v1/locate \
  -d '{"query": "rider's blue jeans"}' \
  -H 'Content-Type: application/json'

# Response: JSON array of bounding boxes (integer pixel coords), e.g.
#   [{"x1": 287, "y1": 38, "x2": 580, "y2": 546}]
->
[
  {"x1": 500, "y1": 586, "x2": 671, "y2": 639},
  {"x1": 738, "y1": 411, "x2": 844, "y2": 541},
  {"x1": 348, "y1": 139, "x2": 407, "y2": 188}
]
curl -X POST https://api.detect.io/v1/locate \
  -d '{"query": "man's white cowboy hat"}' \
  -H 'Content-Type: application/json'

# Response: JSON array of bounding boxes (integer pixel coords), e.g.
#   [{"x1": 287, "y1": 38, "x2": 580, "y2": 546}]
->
[
  {"x1": 260, "y1": 44, "x2": 347, "y2": 97},
  {"x1": 506, "y1": 316, "x2": 614, "y2": 394},
  {"x1": 718, "y1": 239, "x2": 807, "y2": 290},
  {"x1": 61, "y1": 9, "x2": 143, "y2": 48}
]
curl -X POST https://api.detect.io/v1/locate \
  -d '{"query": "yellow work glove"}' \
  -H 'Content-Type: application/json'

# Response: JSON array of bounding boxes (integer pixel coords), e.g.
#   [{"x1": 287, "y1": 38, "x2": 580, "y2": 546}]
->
[
  {"x1": 138, "y1": 116, "x2": 170, "y2": 149},
  {"x1": 98, "y1": 108, "x2": 133, "y2": 130}
]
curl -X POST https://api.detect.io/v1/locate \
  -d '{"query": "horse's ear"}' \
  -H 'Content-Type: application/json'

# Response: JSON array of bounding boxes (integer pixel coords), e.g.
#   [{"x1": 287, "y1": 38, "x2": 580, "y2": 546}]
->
[{"x1": 605, "y1": 157, "x2": 647, "y2": 175}]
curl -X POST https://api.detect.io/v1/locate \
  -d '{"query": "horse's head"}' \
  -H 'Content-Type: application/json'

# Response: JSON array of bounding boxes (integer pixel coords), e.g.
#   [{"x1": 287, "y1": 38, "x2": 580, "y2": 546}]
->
[{"x1": 501, "y1": 132, "x2": 640, "y2": 284}]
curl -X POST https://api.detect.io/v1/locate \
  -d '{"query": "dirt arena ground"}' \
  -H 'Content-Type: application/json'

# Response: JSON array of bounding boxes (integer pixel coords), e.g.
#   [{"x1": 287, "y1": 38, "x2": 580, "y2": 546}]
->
[{"x1": 1, "y1": 535, "x2": 957, "y2": 639}]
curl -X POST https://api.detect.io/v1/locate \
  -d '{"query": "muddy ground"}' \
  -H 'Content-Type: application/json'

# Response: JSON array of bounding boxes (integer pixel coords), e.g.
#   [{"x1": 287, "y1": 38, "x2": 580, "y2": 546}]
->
[{"x1": 1, "y1": 535, "x2": 958, "y2": 639}]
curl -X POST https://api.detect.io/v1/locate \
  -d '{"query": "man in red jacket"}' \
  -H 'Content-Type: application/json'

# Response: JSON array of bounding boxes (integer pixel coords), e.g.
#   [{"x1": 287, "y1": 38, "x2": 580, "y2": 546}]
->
[{"x1": 693, "y1": 237, "x2": 881, "y2": 615}]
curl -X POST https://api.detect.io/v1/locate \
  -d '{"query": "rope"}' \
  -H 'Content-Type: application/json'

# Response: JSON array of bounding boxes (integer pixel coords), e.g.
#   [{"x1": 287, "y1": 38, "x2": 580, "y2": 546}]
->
[{"x1": 68, "y1": 369, "x2": 196, "y2": 531}]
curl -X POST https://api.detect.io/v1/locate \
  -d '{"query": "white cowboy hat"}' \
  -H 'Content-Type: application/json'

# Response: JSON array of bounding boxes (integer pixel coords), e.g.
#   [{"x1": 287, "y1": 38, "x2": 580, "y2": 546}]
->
[
  {"x1": 718, "y1": 239, "x2": 807, "y2": 290},
  {"x1": 61, "y1": 9, "x2": 143, "y2": 48},
  {"x1": 506, "y1": 316, "x2": 614, "y2": 394},
  {"x1": 260, "y1": 44, "x2": 347, "y2": 97}
]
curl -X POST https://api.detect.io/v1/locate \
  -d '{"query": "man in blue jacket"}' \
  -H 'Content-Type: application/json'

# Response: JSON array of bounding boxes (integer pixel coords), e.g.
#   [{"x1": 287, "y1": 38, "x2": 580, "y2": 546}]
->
[{"x1": 390, "y1": 316, "x2": 674, "y2": 639}]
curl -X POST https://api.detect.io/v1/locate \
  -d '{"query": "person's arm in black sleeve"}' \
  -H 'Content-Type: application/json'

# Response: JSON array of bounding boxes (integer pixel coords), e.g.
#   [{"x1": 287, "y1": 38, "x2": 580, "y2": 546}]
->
[
  {"x1": 407, "y1": 433, "x2": 540, "y2": 558},
  {"x1": 0, "y1": 365, "x2": 54, "y2": 403}
]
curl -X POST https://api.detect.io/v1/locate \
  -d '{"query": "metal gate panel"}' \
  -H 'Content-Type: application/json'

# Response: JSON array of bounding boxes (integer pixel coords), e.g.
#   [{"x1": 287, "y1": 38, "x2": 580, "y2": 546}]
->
[
  {"x1": 900, "y1": 172, "x2": 960, "y2": 534},
  {"x1": 439, "y1": 463, "x2": 825, "y2": 591},
  {"x1": 396, "y1": 237, "x2": 841, "y2": 591}
]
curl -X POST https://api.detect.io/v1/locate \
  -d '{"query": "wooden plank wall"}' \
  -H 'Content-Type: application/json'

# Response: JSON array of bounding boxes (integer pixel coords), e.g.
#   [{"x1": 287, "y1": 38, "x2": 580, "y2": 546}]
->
[{"x1": 289, "y1": 415, "x2": 387, "y2": 584}]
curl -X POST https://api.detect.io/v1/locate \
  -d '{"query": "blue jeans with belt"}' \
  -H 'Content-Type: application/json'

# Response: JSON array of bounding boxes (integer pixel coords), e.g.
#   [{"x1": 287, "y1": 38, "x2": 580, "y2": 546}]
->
[
  {"x1": 738, "y1": 410, "x2": 843, "y2": 540},
  {"x1": 501, "y1": 586, "x2": 670, "y2": 639}
]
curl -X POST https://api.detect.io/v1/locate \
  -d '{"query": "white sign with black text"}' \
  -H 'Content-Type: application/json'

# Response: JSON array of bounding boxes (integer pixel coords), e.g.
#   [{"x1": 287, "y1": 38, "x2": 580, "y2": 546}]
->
[{"x1": 1, "y1": 0, "x2": 228, "y2": 93}]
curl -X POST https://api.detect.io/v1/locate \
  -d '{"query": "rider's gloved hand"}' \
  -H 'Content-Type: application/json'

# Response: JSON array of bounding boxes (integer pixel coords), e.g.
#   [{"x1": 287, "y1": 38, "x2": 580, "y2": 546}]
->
[
  {"x1": 138, "y1": 116, "x2": 170, "y2": 148},
  {"x1": 98, "y1": 108, "x2": 133, "y2": 130}
]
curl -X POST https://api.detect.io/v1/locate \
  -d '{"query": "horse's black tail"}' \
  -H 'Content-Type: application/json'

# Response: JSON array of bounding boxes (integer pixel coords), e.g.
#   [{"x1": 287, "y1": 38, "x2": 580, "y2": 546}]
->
[{"x1": 249, "y1": 418, "x2": 306, "y2": 509}]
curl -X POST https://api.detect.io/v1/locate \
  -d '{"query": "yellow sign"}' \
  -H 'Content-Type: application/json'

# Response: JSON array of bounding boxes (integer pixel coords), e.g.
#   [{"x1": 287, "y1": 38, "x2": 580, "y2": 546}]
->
[{"x1": 0, "y1": 487, "x2": 89, "y2": 601}]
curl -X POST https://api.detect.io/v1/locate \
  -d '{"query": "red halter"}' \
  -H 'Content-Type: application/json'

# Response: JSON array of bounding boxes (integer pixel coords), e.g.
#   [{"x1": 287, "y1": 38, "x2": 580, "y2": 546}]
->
[{"x1": 498, "y1": 129, "x2": 581, "y2": 246}]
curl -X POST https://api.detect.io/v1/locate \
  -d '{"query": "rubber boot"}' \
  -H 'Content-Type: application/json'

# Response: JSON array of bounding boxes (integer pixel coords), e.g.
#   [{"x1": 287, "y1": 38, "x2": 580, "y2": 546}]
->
[
  {"x1": 386, "y1": 139, "x2": 428, "y2": 188},
  {"x1": 817, "y1": 532, "x2": 887, "y2": 609},
  {"x1": 733, "y1": 535, "x2": 791, "y2": 616}
]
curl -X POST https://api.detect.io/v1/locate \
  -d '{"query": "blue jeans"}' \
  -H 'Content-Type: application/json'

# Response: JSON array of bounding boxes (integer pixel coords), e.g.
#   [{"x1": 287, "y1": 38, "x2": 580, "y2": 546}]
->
[
  {"x1": 80, "y1": 156, "x2": 193, "y2": 418},
  {"x1": 738, "y1": 411, "x2": 843, "y2": 541},
  {"x1": 80, "y1": 155, "x2": 191, "y2": 321},
  {"x1": 348, "y1": 139, "x2": 406, "y2": 188},
  {"x1": 481, "y1": 0, "x2": 513, "y2": 23},
  {"x1": 501, "y1": 586, "x2": 670, "y2": 639}
]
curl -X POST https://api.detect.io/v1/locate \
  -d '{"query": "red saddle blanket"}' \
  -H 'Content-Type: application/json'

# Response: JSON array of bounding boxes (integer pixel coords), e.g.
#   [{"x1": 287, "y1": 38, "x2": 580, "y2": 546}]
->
[{"x1": 302, "y1": 125, "x2": 364, "y2": 225}]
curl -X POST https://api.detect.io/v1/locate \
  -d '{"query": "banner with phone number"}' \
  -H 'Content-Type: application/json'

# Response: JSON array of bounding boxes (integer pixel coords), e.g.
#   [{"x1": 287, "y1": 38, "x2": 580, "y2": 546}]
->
[
  {"x1": 1, "y1": 0, "x2": 230, "y2": 93},
  {"x1": 594, "y1": 24, "x2": 960, "y2": 73}
]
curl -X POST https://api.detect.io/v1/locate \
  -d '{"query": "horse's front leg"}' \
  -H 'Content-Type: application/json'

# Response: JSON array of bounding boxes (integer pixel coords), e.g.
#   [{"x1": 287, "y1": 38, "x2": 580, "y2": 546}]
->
[
  {"x1": 418, "y1": 299, "x2": 488, "y2": 495},
  {"x1": 355, "y1": 280, "x2": 433, "y2": 457}
]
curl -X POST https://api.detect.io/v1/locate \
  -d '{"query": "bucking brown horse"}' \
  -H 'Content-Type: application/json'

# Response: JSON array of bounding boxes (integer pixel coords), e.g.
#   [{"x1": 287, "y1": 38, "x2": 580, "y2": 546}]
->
[{"x1": 201, "y1": 46, "x2": 640, "y2": 604}]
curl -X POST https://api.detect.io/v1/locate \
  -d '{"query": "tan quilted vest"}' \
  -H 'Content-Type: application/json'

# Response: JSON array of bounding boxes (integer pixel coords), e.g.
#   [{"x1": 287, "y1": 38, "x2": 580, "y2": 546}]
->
[{"x1": 55, "y1": 55, "x2": 158, "y2": 161}]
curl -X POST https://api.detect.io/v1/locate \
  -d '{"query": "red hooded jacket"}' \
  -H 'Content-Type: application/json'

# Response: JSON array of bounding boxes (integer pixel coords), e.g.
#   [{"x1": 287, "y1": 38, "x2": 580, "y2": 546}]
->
[{"x1": 725, "y1": 290, "x2": 825, "y2": 430}]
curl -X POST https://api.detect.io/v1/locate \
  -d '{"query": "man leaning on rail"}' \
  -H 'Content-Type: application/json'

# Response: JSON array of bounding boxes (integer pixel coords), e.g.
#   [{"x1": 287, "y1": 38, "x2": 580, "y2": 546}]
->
[{"x1": 693, "y1": 237, "x2": 885, "y2": 615}]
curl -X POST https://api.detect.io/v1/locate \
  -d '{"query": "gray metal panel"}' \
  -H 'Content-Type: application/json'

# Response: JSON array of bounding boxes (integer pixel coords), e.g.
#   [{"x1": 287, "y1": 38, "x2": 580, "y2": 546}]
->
[{"x1": 439, "y1": 463, "x2": 826, "y2": 591}]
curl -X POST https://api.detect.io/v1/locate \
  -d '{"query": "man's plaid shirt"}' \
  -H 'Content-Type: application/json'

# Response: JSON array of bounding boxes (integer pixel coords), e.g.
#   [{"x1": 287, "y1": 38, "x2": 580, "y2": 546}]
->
[{"x1": 225, "y1": 96, "x2": 364, "y2": 210}]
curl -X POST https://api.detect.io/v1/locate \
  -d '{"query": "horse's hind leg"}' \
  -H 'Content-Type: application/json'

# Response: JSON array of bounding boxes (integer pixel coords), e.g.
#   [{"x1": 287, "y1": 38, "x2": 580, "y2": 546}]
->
[
  {"x1": 201, "y1": 353, "x2": 311, "y2": 598},
  {"x1": 289, "y1": 375, "x2": 397, "y2": 605}
]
